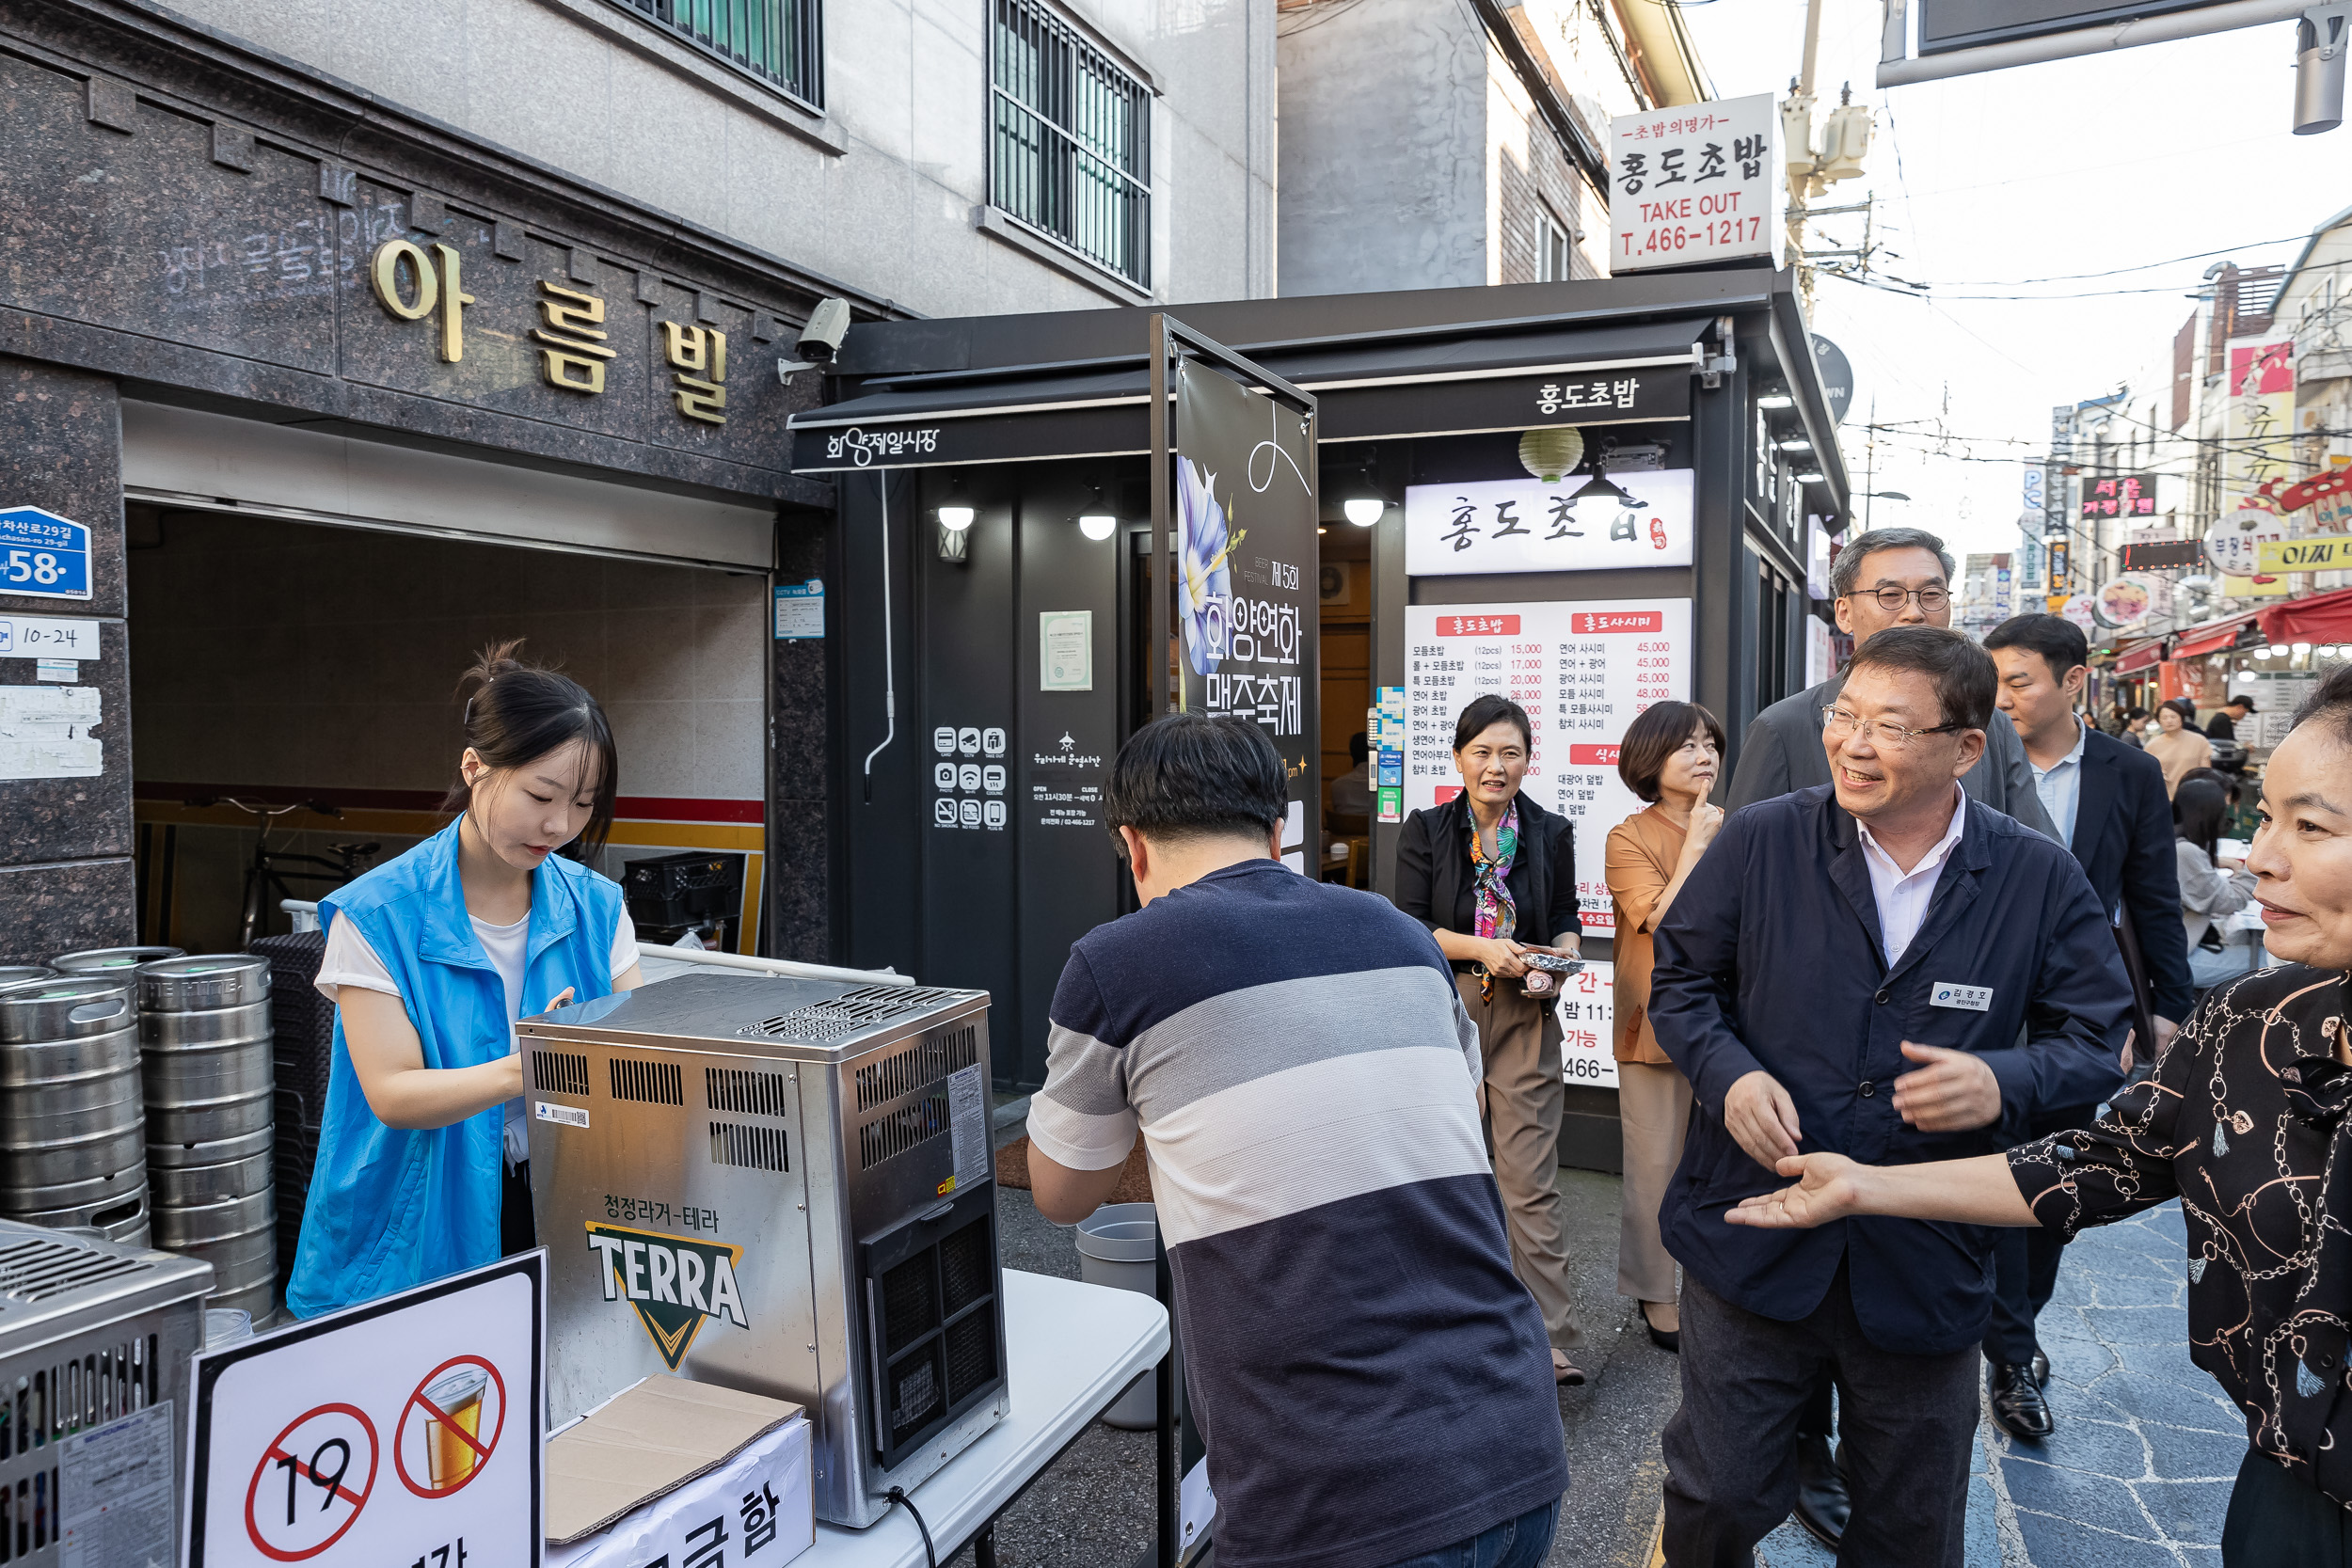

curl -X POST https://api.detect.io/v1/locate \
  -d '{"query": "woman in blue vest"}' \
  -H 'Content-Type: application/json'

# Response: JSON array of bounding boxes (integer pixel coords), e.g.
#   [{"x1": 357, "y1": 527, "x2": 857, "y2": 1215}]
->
[{"x1": 288, "y1": 641, "x2": 642, "y2": 1317}]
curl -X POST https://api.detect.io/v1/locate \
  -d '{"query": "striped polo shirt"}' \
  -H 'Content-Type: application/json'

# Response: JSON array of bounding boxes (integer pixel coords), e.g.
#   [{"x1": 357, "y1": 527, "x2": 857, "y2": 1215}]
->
[{"x1": 1029, "y1": 860, "x2": 1569, "y2": 1568}]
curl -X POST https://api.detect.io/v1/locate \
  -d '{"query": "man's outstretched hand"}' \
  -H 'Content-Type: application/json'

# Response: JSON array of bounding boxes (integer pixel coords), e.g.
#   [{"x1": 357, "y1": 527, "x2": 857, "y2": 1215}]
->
[{"x1": 1724, "y1": 1153, "x2": 1865, "y2": 1229}]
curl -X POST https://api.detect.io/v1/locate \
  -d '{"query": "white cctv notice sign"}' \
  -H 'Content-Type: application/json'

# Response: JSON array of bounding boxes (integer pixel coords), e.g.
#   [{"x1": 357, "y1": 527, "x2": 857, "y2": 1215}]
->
[
  {"x1": 185, "y1": 1254, "x2": 543, "y2": 1568},
  {"x1": 1404, "y1": 600, "x2": 1692, "y2": 930},
  {"x1": 1607, "y1": 95, "x2": 1784, "y2": 274},
  {"x1": 1404, "y1": 471, "x2": 1694, "y2": 577}
]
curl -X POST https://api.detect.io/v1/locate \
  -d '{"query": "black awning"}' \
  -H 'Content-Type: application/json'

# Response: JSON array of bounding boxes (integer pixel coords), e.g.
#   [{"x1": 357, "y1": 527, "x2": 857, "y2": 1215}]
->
[{"x1": 787, "y1": 316, "x2": 1710, "y2": 472}]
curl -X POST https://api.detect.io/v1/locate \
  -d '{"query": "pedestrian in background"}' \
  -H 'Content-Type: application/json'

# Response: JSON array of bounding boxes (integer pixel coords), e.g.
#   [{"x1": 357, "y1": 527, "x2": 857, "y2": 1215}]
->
[
  {"x1": 1026, "y1": 715, "x2": 1569, "y2": 1568},
  {"x1": 1979, "y1": 612, "x2": 2188, "y2": 1441},
  {"x1": 1721, "y1": 660, "x2": 2352, "y2": 1568},
  {"x1": 1724, "y1": 525, "x2": 2056, "y2": 1545},
  {"x1": 2120, "y1": 706, "x2": 2153, "y2": 748},
  {"x1": 2204, "y1": 693, "x2": 2254, "y2": 744},
  {"x1": 2147, "y1": 698, "x2": 2213, "y2": 797},
  {"x1": 2176, "y1": 774, "x2": 2261, "y2": 991},
  {"x1": 1604, "y1": 699, "x2": 1726, "y2": 1355},
  {"x1": 1648, "y1": 627, "x2": 2132, "y2": 1567},
  {"x1": 1397, "y1": 693, "x2": 1587, "y2": 1383}
]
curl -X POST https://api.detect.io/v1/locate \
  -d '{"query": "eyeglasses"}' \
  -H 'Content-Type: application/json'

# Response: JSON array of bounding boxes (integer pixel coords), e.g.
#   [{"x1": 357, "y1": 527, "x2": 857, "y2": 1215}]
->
[
  {"x1": 1845, "y1": 585, "x2": 1951, "y2": 613},
  {"x1": 1821, "y1": 706, "x2": 1966, "y2": 751}
]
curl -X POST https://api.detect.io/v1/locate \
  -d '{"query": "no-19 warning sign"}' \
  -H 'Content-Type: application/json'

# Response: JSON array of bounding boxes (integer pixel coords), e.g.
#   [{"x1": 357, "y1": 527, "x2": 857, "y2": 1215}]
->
[{"x1": 187, "y1": 1255, "x2": 543, "y2": 1568}]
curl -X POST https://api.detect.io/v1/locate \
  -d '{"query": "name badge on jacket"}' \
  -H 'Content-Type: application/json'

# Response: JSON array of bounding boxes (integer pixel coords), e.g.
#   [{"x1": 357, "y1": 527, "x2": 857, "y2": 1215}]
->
[{"x1": 1931, "y1": 982, "x2": 1993, "y2": 1012}]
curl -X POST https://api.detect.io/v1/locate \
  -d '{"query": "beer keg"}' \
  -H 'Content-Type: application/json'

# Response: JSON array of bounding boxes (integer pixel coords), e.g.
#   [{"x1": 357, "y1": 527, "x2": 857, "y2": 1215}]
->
[
  {"x1": 0, "y1": 966, "x2": 53, "y2": 988},
  {"x1": 137, "y1": 957, "x2": 275, "y2": 1151},
  {"x1": 137, "y1": 956, "x2": 276, "y2": 1312},
  {"x1": 49, "y1": 946, "x2": 183, "y2": 976},
  {"x1": 0, "y1": 976, "x2": 149, "y2": 1226},
  {"x1": 151, "y1": 1191, "x2": 275, "y2": 1318}
]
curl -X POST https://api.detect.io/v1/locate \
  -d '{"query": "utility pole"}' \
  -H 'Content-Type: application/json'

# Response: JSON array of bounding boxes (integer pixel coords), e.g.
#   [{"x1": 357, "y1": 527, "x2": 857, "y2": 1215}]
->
[
  {"x1": 1864, "y1": 394, "x2": 1879, "y2": 531},
  {"x1": 1782, "y1": 0, "x2": 1874, "y2": 316}
]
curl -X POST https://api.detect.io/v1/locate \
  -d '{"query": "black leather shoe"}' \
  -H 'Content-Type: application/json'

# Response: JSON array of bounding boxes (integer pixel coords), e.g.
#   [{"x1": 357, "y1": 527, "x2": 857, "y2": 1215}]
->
[
  {"x1": 1989, "y1": 1362, "x2": 2055, "y2": 1441},
  {"x1": 2030, "y1": 1351, "x2": 2050, "y2": 1387},
  {"x1": 1640, "y1": 1303, "x2": 1679, "y2": 1354},
  {"x1": 1792, "y1": 1433, "x2": 1850, "y2": 1550}
]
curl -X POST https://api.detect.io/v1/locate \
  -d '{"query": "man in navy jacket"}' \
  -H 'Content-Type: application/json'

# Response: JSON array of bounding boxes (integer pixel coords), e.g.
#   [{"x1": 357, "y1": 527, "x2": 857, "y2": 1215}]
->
[
  {"x1": 1979, "y1": 612, "x2": 2188, "y2": 1439},
  {"x1": 1648, "y1": 627, "x2": 2132, "y2": 1567}
]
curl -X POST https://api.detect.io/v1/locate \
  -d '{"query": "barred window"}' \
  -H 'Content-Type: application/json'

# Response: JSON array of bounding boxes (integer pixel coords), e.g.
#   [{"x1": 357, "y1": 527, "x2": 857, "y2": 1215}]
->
[
  {"x1": 615, "y1": 0, "x2": 823, "y2": 106},
  {"x1": 990, "y1": 0, "x2": 1152, "y2": 289}
]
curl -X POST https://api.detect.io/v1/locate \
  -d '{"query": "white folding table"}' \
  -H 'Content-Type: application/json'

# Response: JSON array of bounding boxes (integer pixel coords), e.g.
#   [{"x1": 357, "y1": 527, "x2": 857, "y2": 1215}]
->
[{"x1": 793, "y1": 1268, "x2": 1168, "y2": 1568}]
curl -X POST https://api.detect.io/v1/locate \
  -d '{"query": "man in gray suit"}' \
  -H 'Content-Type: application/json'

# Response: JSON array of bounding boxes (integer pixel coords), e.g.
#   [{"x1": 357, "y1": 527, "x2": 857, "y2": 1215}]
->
[
  {"x1": 1728, "y1": 526, "x2": 2057, "y2": 840},
  {"x1": 1723, "y1": 524, "x2": 2055, "y2": 1550}
]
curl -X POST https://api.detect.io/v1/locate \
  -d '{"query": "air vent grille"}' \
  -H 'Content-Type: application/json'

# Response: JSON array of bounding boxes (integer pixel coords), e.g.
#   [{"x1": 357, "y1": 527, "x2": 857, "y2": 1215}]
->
[
  {"x1": 707, "y1": 1067, "x2": 792, "y2": 1118},
  {"x1": 854, "y1": 1027, "x2": 978, "y2": 1113},
  {"x1": 858, "y1": 1091, "x2": 950, "y2": 1171},
  {"x1": 709, "y1": 1121, "x2": 789, "y2": 1173},
  {"x1": 610, "y1": 1056, "x2": 684, "y2": 1106},
  {"x1": 0, "y1": 1237, "x2": 151, "y2": 1303},
  {"x1": 533, "y1": 1051, "x2": 590, "y2": 1098},
  {"x1": 739, "y1": 986, "x2": 967, "y2": 1044}
]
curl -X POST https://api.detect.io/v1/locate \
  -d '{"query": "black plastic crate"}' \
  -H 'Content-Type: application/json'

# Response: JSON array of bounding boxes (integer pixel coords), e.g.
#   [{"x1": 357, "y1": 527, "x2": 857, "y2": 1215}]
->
[{"x1": 621, "y1": 851, "x2": 744, "y2": 927}]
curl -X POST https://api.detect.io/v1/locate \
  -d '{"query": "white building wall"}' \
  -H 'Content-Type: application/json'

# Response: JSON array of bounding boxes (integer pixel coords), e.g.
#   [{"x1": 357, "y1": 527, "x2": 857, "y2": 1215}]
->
[
  {"x1": 1274, "y1": 0, "x2": 1489, "y2": 296},
  {"x1": 163, "y1": 0, "x2": 1277, "y2": 316}
]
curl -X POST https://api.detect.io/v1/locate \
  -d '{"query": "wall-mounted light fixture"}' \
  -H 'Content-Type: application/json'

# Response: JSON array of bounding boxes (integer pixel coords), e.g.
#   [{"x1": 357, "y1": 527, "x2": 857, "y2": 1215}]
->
[
  {"x1": 1343, "y1": 497, "x2": 1384, "y2": 528},
  {"x1": 937, "y1": 505, "x2": 976, "y2": 531},
  {"x1": 1756, "y1": 392, "x2": 1795, "y2": 409}
]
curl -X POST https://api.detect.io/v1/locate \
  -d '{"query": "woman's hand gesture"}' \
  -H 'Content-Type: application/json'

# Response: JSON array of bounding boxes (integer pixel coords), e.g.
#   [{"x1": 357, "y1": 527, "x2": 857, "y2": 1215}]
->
[{"x1": 1724, "y1": 1153, "x2": 1867, "y2": 1229}]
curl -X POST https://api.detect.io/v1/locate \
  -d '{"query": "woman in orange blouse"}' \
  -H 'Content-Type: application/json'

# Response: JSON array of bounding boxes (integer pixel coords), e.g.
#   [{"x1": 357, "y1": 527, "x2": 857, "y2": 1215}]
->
[{"x1": 1604, "y1": 700, "x2": 1726, "y2": 1353}]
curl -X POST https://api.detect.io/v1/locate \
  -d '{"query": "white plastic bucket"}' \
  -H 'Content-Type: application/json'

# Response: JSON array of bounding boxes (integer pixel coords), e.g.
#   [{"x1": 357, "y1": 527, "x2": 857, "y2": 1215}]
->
[{"x1": 1074, "y1": 1202, "x2": 1160, "y2": 1429}]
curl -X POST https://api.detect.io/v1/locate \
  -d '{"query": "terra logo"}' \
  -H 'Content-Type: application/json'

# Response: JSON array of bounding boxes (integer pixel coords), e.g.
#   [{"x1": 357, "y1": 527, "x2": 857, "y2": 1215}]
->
[{"x1": 584, "y1": 1222, "x2": 751, "y2": 1370}]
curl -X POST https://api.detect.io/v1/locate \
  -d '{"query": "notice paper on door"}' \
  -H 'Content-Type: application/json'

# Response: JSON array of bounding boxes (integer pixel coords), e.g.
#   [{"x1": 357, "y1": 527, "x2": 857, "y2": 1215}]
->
[{"x1": 0, "y1": 683, "x2": 103, "y2": 779}]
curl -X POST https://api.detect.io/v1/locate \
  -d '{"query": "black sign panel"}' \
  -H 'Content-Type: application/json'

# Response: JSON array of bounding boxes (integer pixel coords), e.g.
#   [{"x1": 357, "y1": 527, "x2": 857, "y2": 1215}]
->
[
  {"x1": 1172, "y1": 359, "x2": 1319, "y2": 813},
  {"x1": 2120, "y1": 539, "x2": 2206, "y2": 571},
  {"x1": 1919, "y1": 0, "x2": 2223, "y2": 54},
  {"x1": 787, "y1": 360, "x2": 1695, "y2": 472}
]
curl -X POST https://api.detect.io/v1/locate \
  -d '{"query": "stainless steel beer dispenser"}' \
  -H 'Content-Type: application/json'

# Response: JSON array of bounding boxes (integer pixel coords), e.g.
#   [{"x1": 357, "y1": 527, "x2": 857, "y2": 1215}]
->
[{"x1": 517, "y1": 971, "x2": 1008, "y2": 1527}]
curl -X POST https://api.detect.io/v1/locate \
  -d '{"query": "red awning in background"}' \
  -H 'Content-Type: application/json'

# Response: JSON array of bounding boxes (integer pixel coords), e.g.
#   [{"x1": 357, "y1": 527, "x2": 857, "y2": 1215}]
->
[
  {"x1": 2113, "y1": 641, "x2": 2166, "y2": 674},
  {"x1": 2259, "y1": 586, "x2": 2352, "y2": 644},
  {"x1": 2169, "y1": 610, "x2": 2261, "y2": 661}
]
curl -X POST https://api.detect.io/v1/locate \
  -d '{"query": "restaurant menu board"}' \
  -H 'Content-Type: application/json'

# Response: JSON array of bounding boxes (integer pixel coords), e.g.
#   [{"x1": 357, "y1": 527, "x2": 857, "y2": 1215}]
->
[
  {"x1": 1405, "y1": 599, "x2": 1692, "y2": 930},
  {"x1": 1404, "y1": 470, "x2": 1694, "y2": 578}
]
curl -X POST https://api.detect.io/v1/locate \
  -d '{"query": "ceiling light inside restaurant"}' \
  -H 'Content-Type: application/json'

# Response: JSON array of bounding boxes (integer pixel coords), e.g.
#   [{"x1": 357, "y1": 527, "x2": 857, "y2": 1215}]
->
[
  {"x1": 1078, "y1": 514, "x2": 1116, "y2": 541},
  {"x1": 937, "y1": 505, "x2": 976, "y2": 531},
  {"x1": 1778, "y1": 438, "x2": 1812, "y2": 452},
  {"x1": 1756, "y1": 393, "x2": 1795, "y2": 409},
  {"x1": 1343, "y1": 498, "x2": 1384, "y2": 527},
  {"x1": 1794, "y1": 470, "x2": 1827, "y2": 484}
]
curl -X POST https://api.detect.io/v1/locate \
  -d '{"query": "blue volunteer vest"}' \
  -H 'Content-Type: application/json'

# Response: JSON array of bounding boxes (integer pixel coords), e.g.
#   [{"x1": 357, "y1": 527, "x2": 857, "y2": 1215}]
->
[{"x1": 286, "y1": 818, "x2": 624, "y2": 1318}]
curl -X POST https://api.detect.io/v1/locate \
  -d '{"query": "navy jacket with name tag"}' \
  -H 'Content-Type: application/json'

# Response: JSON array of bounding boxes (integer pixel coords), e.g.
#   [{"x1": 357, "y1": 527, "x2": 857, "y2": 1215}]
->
[{"x1": 1648, "y1": 785, "x2": 2133, "y2": 1355}]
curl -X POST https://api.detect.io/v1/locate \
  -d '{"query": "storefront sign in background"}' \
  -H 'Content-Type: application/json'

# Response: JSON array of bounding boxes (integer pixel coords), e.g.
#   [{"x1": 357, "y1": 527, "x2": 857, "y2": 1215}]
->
[
  {"x1": 1173, "y1": 356, "x2": 1318, "y2": 820},
  {"x1": 186, "y1": 1255, "x2": 543, "y2": 1568},
  {"x1": 1607, "y1": 94, "x2": 1784, "y2": 274},
  {"x1": 1404, "y1": 470, "x2": 1695, "y2": 577},
  {"x1": 1404, "y1": 599, "x2": 1692, "y2": 928},
  {"x1": 1556, "y1": 959, "x2": 1618, "y2": 1089}
]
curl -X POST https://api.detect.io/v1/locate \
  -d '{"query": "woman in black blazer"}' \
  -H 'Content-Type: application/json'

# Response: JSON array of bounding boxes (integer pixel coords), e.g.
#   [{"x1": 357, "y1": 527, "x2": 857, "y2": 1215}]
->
[{"x1": 1397, "y1": 693, "x2": 1586, "y2": 1382}]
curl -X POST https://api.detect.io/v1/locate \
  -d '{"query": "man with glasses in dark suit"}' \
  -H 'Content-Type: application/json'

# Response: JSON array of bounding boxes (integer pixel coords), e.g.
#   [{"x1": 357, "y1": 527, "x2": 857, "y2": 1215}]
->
[{"x1": 1724, "y1": 526, "x2": 2056, "y2": 1546}]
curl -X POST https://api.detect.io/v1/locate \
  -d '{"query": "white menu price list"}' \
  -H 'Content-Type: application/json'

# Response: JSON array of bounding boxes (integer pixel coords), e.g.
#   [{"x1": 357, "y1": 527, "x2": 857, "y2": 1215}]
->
[{"x1": 1404, "y1": 599, "x2": 1692, "y2": 929}]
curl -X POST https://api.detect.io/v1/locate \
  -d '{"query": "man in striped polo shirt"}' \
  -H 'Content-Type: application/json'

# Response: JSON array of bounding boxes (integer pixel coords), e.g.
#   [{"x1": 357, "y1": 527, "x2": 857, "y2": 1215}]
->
[{"x1": 1027, "y1": 715, "x2": 1569, "y2": 1568}]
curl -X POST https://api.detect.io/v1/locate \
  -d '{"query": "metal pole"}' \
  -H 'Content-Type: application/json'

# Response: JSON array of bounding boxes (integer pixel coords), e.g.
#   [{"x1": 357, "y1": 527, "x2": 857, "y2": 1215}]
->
[
  {"x1": 1149, "y1": 314, "x2": 1173, "y2": 719},
  {"x1": 1800, "y1": 0, "x2": 1824, "y2": 93},
  {"x1": 1154, "y1": 1233, "x2": 1178, "y2": 1568}
]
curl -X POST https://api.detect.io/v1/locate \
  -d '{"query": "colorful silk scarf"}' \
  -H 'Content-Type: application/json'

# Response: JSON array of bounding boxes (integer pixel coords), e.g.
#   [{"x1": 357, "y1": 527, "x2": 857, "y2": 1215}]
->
[{"x1": 1469, "y1": 800, "x2": 1519, "y2": 942}]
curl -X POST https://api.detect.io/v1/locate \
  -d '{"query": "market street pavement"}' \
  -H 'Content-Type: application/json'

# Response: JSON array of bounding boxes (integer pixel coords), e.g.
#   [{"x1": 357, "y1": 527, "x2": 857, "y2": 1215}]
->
[{"x1": 965, "y1": 1116, "x2": 2227, "y2": 1568}]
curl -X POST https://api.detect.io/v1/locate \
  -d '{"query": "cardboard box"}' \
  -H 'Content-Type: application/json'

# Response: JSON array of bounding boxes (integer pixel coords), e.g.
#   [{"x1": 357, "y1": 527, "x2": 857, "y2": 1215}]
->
[{"x1": 546, "y1": 1374, "x2": 806, "y2": 1545}]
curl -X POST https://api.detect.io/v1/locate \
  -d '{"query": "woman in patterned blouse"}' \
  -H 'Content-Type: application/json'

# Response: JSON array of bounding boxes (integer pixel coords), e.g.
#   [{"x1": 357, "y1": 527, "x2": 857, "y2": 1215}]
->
[{"x1": 1723, "y1": 663, "x2": 2352, "y2": 1564}]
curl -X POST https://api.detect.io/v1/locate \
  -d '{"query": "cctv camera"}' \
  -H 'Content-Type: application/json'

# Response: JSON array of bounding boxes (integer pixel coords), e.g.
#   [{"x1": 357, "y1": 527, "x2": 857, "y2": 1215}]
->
[{"x1": 796, "y1": 296, "x2": 852, "y2": 364}]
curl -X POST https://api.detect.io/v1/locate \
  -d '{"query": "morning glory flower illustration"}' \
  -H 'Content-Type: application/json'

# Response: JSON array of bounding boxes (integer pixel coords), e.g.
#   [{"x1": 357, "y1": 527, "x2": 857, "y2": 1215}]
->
[{"x1": 1177, "y1": 456, "x2": 1245, "y2": 676}]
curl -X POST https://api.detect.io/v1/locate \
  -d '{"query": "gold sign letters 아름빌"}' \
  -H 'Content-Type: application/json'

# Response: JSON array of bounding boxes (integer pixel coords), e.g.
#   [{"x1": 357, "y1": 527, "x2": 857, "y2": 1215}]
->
[
  {"x1": 660, "y1": 322, "x2": 728, "y2": 425},
  {"x1": 535, "y1": 281, "x2": 614, "y2": 394},
  {"x1": 368, "y1": 240, "x2": 472, "y2": 362}
]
